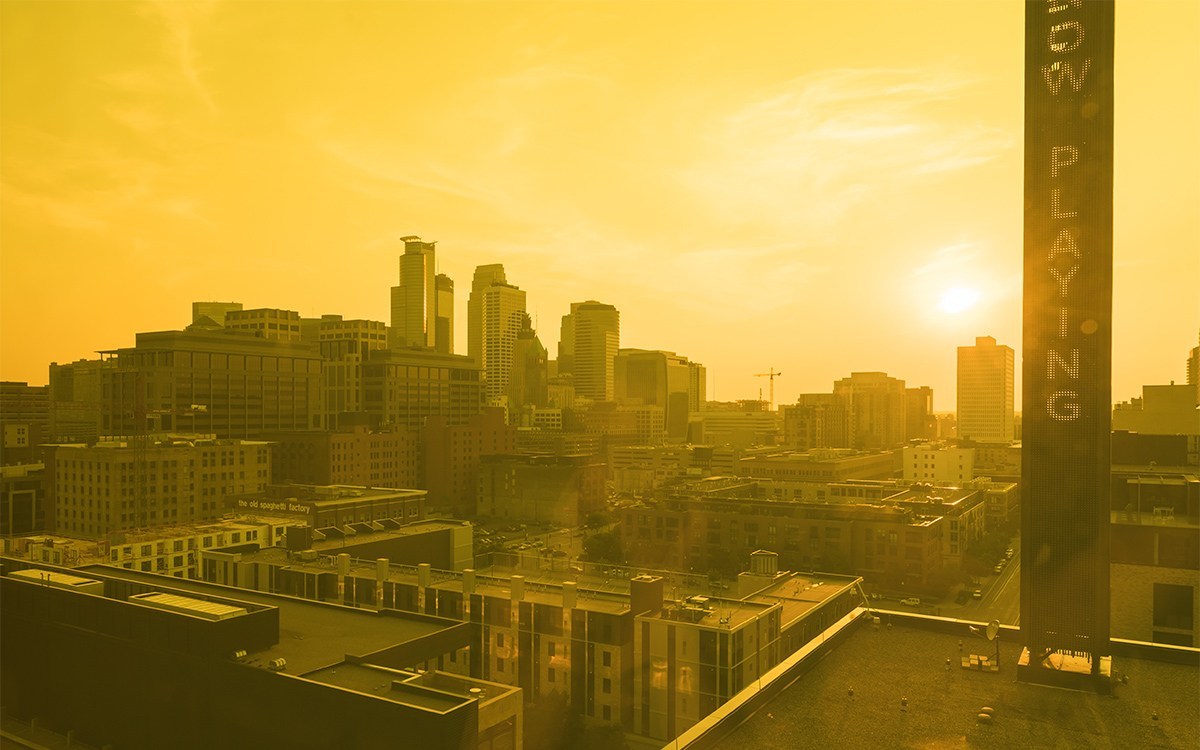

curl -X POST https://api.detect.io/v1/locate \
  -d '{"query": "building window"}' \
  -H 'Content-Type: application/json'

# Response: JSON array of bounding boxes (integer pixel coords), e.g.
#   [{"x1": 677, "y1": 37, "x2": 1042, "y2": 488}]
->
[
  {"x1": 602, "y1": 651, "x2": 611, "y2": 667},
  {"x1": 602, "y1": 678, "x2": 611, "y2": 694},
  {"x1": 602, "y1": 705, "x2": 611, "y2": 721},
  {"x1": 1153, "y1": 583, "x2": 1195, "y2": 632}
]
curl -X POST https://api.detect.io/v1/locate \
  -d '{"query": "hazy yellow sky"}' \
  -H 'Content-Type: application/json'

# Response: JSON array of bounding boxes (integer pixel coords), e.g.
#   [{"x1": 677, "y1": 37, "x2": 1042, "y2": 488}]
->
[{"x1": 2, "y1": 1, "x2": 1197, "y2": 410}]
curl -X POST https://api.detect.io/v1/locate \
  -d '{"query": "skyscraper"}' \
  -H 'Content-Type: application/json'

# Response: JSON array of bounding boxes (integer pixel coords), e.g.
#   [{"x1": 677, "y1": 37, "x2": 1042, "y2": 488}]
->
[
  {"x1": 481, "y1": 281, "x2": 527, "y2": 407},
  {"x1": 566, "y1": 301, "x2": 619, "y2": 401},
  {"x1": 509, "y1": 314, "x2": 548, "y2": 413},
  {"x1": 615, "y1": 349, "x2": 694, "y2": 441},
  {"x1": 389, "y1": 236, "x2": 444, "y2": 350},
  {"x1": 435, "y1": 274, "x2": 454, "y2": 355},
  {"x1": 957, "y1": 336, "x2": 1015, "y2": 443},
  {"x1": 468, "y1": 264, "x2": 507, "y2": 364}
]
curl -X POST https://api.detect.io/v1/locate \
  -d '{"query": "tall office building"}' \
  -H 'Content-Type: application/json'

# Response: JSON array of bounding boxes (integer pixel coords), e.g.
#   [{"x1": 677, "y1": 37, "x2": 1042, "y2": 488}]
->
[
  {"x1": 832, "y1": 372, "x2": 906, "y2": 450},
  {"x1": 1187, "y1": 330, "x2": 1199, "y2": 402},
  {"x1": 390, "y1": 236, "x2": 444, "y2": 351},
  {"x1": 904, "y1": 386, "x2": 937, "y2": 441},
  {"x1": 435, "y1": 274, "x2": 454, "y2": 355},
  {"x1": 557, "y1": 306, "x2": 576, "y2": 376},
  {"x1": 565, "y1": 301, "x2": 620, "y2": 401},
  {"x1": 468, "y1": 264, "x2": 507, "y2": 364},
  {"x1": 316, "y1": 315, "x2": 388, "y2": 429},
  {"x1": 99, "y1": 326, "x2": 321, "y2": 438},
  {"x1": 481, "y1": 281, "x2": 527, "y2": 406},
  {"x1": 688, "y1": 361, "x2": 707, "y2": 413},
  {"x1": 615, "y1": 349, "x2": 693, "y2": 441},
  {"x1": 508, "y1": 314, "x2": 548, "y2": 413},
  {"x1": 957, "y1": 336, "x2": 1015, "y2": 443},
  {"x1": 48, "y1": 358, "x2": 110, "y2": 441}
]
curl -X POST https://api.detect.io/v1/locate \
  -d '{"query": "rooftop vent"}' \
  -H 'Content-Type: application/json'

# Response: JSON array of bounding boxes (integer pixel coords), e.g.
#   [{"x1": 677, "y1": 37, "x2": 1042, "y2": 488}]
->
[{"x1": 128, "y1": 591, "x2": 248, "y2": 621}]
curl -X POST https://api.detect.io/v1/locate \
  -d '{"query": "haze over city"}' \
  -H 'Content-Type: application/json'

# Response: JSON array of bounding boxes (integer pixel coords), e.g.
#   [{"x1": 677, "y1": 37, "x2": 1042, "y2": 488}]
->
[{"x1": 2, "y1": 0, "x2": 1197, "y2": 407}]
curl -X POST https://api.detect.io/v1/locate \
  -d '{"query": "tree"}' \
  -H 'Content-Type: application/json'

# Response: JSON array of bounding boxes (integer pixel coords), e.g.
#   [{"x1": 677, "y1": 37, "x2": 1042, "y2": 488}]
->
[{"x1": 582, "y1": 531, "x2": 624, "y2": 564}]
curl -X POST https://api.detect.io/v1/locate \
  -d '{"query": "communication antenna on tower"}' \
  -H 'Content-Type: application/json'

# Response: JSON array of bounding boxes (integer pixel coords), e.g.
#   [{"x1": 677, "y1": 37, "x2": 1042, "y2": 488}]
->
[{"x1": 754, "y1": 368, "x2": 784, "y2": 410}]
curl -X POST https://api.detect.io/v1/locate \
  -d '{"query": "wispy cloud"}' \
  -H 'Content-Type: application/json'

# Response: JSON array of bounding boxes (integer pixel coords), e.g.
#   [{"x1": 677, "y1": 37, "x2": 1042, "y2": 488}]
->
[
  {"x1": 140, "y1": 0, "x2": 220, "y2": 113},
  {"x1": 682, "y1": 68, "x2": 1013, "y2": 234},
  {"x1": 908, "y1": 242, "x2": 981, "y2": 278}
]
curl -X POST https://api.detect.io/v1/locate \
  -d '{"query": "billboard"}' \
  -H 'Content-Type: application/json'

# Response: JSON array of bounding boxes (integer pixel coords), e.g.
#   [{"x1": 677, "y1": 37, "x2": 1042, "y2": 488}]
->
[{"x1": 1020, "y1": 0, "x2": 1115, "y2": 667}]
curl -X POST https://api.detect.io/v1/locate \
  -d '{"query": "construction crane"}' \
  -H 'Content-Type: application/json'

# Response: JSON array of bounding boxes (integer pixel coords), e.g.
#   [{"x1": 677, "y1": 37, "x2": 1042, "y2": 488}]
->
[{"x1": 754, "y1": 368, "x2": 784, "y2": 411}]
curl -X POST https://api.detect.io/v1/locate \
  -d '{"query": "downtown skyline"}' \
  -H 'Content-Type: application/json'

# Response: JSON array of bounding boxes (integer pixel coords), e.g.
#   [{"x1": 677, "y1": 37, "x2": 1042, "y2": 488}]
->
[{"x1": 2, "y1": 0, "x2": 1197, "y2": 409}]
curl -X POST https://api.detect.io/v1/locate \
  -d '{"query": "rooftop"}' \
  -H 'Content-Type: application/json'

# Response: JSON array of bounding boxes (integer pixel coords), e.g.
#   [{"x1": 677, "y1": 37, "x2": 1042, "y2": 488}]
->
[
  {"x1": 74, "y1": 564, "x2": 464, "y2": 674},
  {"x1": 720, "y1": 620, "x2": 1199, "y2": 750},
  {"x1": 257, "y1": 484, "x2": 427, "y2": 505}
]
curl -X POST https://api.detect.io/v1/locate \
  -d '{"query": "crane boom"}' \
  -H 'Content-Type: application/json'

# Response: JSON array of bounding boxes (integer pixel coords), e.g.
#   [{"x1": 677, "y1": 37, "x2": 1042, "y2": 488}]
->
[{"x1": 753, "y1": 368, "x2": 784, "y2": 410}]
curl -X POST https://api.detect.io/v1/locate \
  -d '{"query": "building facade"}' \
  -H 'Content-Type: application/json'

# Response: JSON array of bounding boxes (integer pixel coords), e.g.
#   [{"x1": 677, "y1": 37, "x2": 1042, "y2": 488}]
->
[
  {"x1": 481, "y1": 282, "x2": 527, "y2": 409},
  {"x1": 45, "y1": 436, "x2": 271, "y2": 538},
  {"x1": 615, "y1": 349, "x2": 694, "y2": 442},
  {"x1": 99, "y1": 327, "x2": 322, "y2": 438},
  {"x1": 566, "y1": 301, "x2": 620, "y2": 401},
  {"x1": 832, "y1": 372, "x2": 906, "y2": 450},
  {"x1": 1, "y1": 381, "x2": 49, "y2": 464},
  {"x1": 224, "y1": 307, "x2": 304, "y2": 341},
  {"x1": 390, "y1": 236, "x2": 444, "y2": 351},
  {"x1": 316, "y1": 315, "x2": 389, "y2": 429},
  {"x1": 477, "y1": 454, "x2": 606, "y2": 526},
  {"x1": 48, "y1": 359, "x2": 108, "y2": 442},
  {"x1": 902, "y1": 443, "x2": 975, "y2": 484},
  {"x1": 360, "y1": 348, "x2": 484, "y2": 431},
  {"x1": 956, "y1": 336, "x2": 1015, "y2": 443},
  {"x1": 263, "y1": 426, "x2": 420, "y2": 489}
]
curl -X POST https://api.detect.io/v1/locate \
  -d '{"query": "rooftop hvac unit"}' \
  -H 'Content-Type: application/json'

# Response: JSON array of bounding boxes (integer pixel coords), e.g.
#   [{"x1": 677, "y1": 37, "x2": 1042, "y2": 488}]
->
[
  {"x1": 128, "y1": 591, "x2": 248, "y2": 621},
  {"x1": 268, "y1": 658, "x2": 287, "y2": 671},
  {"x1": 8, "y1": 569, "x2": 105, "y2": 596}
]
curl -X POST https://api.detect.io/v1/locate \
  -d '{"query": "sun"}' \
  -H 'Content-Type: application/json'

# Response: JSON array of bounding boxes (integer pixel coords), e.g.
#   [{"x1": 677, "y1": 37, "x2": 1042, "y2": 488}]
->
[{"x1": 938, "y1": 287, "x2": 980, "y2": 314}]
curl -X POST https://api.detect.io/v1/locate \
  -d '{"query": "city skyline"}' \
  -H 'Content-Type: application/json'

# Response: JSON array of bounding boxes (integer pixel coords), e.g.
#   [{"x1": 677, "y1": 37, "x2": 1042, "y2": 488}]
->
[{"x1": 2, "y1": 1, "x2": 1197, "y2": 410}]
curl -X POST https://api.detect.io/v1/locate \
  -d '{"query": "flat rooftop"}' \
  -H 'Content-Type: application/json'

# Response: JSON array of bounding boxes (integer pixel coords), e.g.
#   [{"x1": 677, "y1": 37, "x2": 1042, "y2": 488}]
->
[
  {"x1": 748, "y1": 575, "x2": 857, "y2": 625},
  {"x1": 303, "y1": 663, "x2": 467, "y2": 712},
  {"x1": 75, "y1": 565, "x2": 463, "y2": 673},
  {"x1": 721, "y1": 621, "x2": 1199, "y2": 750}
]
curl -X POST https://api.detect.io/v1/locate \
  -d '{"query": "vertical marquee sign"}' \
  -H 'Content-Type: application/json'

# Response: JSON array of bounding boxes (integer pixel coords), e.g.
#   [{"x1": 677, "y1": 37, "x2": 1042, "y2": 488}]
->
[{"x1": 1020, "y1": 0, "x2": 1114, "y2": 686}]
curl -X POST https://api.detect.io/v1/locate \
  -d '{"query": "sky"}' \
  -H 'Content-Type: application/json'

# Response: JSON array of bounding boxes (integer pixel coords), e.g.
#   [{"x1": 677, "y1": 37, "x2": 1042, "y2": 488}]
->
[{"x1": 2, "y1": 0, "x2": 1197, "y2": 411}]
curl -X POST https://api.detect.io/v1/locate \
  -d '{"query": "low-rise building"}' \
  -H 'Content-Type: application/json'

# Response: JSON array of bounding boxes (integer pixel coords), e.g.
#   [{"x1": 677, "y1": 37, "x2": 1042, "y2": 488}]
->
[
  {"x1": 620, "y1": 479, "x2": 944, "y2": 587},
  {"x1": 45, "y1": 435, "x2": 271, "y2": 538},
  {"x1": 734, "y1": 448, "x2": 900, "y2": 483},
  {"x1": 476, "y1": 454, "x2": 606, "y2": 526},
  {"x1": 190, "y1": 547, "x2": 860, "y2": 744},
  {"x1": 226, "y1": 483, "x2": 426, "y2": 528},
  {"x1": 902, "y1": 443, "x2": 975, "y2": 483},
  {"x1": 1, "y1": 558, "x2": 520, "y2": 750},
  {"x1": 1, "y1": 463, "x2": 45, "y2": 535},
  {"x1": 263, "y1": 426, "x2": 420, "y2": 490}
]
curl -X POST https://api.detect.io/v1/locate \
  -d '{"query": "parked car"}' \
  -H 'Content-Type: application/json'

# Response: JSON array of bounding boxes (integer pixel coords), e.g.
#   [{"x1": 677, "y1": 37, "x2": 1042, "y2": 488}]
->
[
  {"x1": 973, "y1": 589, "x2": 983, "y2": 599},
  {"x1": 994, "y1": 564, "x2": 1004, "y2": 573},
  {"x1": 900, "y1": 597, "x2": 921, "y2": 606}
]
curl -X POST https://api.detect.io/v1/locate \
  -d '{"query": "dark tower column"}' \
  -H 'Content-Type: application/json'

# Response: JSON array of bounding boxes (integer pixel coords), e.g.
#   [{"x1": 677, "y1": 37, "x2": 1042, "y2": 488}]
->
[{"x1": 1019, "y1": 0, "x2": 1115, "y2": 693}]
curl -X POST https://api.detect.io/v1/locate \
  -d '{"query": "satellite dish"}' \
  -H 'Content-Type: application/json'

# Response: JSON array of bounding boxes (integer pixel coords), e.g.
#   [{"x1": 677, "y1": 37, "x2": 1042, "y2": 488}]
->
[{"x1": 986, "y1": 620, "x2": 1000, "y2": 641}]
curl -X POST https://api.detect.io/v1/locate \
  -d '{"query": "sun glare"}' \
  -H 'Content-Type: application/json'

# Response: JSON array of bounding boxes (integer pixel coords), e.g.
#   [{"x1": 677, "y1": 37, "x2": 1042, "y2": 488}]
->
[{"x1": 938, "y1": 286, "x2": 980, "y2": 314}]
